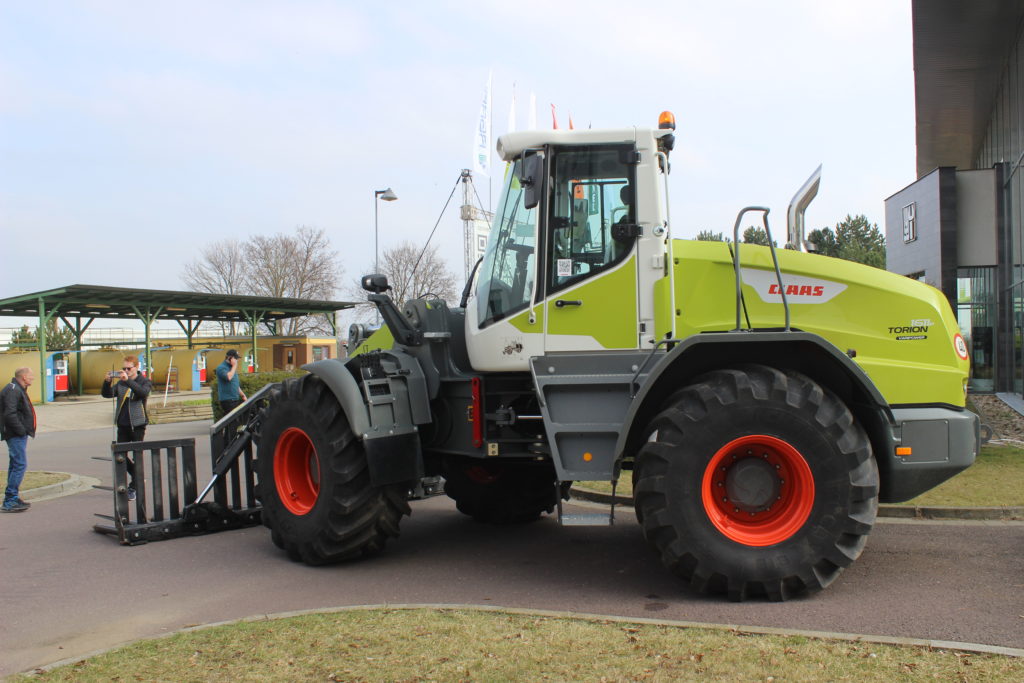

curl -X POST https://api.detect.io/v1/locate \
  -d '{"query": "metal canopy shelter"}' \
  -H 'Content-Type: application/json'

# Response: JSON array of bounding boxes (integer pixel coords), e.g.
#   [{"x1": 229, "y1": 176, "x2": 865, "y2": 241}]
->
[{"x1": 0, "y1": 284, "x2": 358, "y2": 403}]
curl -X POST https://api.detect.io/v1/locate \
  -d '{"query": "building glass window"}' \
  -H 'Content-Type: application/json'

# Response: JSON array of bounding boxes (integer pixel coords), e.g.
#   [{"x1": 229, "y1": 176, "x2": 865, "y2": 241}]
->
[
  {"x1": 975, "y1": 21, "x2": 1024, "y2": 396},
  {"x1": 957, "y1": 267, "x2": 997, "y2": 392}
]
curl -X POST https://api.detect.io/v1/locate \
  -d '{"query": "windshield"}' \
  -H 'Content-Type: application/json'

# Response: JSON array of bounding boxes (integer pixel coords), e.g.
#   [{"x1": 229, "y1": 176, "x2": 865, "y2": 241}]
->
[{"x1": 476, "y1": 160, "x2": 538, "y2": 327}]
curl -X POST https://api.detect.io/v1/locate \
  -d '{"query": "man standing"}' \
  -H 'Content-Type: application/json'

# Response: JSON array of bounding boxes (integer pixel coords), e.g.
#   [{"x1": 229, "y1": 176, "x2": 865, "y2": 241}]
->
[
  {"x1": 216, "y1": 349, "x2": 247, "y2": 415},
  {"x1": 1, "y1": 367, "x2": 36, "y2": 513},
  {"x1": 101, "y1": 355, "x2": 151, "y2": 500}
]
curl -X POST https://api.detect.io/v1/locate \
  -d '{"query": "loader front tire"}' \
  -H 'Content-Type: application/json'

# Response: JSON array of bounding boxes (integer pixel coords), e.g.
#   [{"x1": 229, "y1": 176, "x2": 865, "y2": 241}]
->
[
  {"x1": 256, "y1": 375, "x2": 410, "y2": 565},
  {"x1": 633, "y1": 364, "x2": 878, "y2": 601},
  {"x1": 443, "y1": 458, "x2": 565, "y2": 524}
]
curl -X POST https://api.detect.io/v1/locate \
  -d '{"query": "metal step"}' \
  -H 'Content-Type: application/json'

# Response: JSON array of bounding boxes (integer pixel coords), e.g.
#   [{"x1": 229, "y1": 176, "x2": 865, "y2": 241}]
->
[
  {"x1": 555, "y1": 481, "x2": 615, "y2": 526},
  {"x1": 559, "y1": 512, "x2": 614, "y2": 526}
]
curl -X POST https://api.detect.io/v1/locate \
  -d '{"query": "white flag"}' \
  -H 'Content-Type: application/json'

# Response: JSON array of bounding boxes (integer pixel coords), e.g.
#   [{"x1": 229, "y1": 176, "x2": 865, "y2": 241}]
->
[
  {"x1": 528, "y1": 92, "x2": 537, "y2": 130},
  {"x1": 473, "y1": 72, "x2": 492, "y2": 177},
  {"x1": 507, "y1": 83, "x2": 516, "y2": 134}
]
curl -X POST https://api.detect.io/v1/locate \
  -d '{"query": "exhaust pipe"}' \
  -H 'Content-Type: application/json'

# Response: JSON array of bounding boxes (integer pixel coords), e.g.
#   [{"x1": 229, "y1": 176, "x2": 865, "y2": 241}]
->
[{"x1": 786, "y1": 165, "x2": 822, "y2": 253}]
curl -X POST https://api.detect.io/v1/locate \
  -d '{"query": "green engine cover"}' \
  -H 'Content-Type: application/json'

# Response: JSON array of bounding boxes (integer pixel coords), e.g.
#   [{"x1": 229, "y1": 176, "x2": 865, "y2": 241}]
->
[{"x1": 669, "y1": 240, "x2": 969, "y2": 407}]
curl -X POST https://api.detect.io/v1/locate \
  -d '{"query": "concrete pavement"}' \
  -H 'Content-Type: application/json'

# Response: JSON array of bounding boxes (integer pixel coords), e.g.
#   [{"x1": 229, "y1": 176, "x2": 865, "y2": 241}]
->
[
  {"x1": 34, "y1": 389, "x2": 211, "y2": 434},
  {"x1": 2, "y1": 410, "x2": 1023, "y2": 676}
]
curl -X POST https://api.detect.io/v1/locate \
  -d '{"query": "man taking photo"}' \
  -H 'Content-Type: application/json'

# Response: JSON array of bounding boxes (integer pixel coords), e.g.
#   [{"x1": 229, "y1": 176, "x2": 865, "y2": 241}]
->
[{"x1": 102, "y1": 355, "x2": 151, "y2": 500}]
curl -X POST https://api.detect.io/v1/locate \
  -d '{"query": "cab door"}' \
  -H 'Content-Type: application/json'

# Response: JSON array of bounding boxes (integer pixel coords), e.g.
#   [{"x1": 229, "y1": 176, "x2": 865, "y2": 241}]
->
[{"x1": 542, "y1": 144, "x2": 640, "y2": 352}]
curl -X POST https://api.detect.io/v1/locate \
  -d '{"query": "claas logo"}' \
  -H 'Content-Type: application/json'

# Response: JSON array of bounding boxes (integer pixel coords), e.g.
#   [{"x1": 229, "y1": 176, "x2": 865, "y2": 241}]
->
[{"x1": 769, "y1": 284, "x2": 825, "y2": 297}]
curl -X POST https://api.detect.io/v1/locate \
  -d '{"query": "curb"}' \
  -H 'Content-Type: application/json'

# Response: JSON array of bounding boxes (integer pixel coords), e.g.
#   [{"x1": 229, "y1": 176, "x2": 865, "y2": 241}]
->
[
  {"x1": 21, "y1": 473, "x2": 101, "y2": 503},
  {"x1": 569, "y1": 487, "x2": 1024, "y2": 521},
  {"x1": 24, "y1": 602, "x2": 1024, "y2": 675}
]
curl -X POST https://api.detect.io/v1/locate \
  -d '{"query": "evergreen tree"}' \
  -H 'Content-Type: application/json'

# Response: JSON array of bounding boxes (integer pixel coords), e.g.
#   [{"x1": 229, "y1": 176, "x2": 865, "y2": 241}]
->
[
  {"x1": 807, "y1": 227, "x2": 839, "y2": 258},
  {"x1": 807, "y1": 215, "x2": 885, "y2": 268},
  {"x1": 742, "y1": 226, "x2": 775, "y2": 246},
  {"x1": 836, "y1": 214, "x2": 886, "y2": 269},
  {"x1": 694, "y1": 230, "x2": 728, "y2": 242}
]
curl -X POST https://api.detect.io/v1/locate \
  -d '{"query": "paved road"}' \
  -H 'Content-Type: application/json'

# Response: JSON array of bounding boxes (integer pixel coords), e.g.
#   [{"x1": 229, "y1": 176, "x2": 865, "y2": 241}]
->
[{"x1": 2, "y1": 422, "x2": 1022, "y2": 676}]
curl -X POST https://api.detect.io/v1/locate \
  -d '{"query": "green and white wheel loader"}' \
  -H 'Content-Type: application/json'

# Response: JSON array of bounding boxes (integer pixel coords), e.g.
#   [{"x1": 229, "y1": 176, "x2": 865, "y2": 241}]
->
[{"x1": 253, "y1": 113, "x2": 978, "y2": 599}]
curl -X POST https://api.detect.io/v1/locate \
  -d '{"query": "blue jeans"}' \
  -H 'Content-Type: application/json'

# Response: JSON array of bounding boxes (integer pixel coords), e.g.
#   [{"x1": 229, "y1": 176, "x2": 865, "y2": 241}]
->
[{"x1": 4, "y1": 435, "x2": 28, "y2": 506}]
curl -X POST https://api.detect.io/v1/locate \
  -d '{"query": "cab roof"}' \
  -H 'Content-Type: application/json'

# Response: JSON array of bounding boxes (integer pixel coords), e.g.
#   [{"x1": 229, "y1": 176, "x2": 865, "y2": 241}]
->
[{"x1": 496, "y1": 127, "x2": 672, "y2": 161}]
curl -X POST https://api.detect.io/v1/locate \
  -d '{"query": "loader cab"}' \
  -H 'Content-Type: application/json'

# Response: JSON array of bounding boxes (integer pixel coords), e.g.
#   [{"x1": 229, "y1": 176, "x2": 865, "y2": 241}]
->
[{"x1": 467, "y1": 126, "x2": 672, "y2": 371}]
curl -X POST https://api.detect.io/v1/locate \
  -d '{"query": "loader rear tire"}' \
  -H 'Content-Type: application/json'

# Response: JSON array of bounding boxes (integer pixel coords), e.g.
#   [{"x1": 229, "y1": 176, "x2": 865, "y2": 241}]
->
[
  {"x1": 256, "y1": 375, "x2": 410, "y2": 565},
  {"x1": 443, "y1": 459, "x2": 565, "y2": 524},
  {"x1": 633, "y1": 364, "x2": 878, "y2": 601}
]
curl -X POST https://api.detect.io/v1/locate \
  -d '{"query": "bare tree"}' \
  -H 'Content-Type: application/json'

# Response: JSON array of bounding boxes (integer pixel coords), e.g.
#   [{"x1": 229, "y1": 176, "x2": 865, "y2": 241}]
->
[
  {"x1": 182, "y1": 240, "x2": 247, "y2": 294},
  {"x1": 345, "y1": 241, "x2": 460, "y2": 323},
  {"x1": 181, "y1": 226, "x2": 343, "y2": 337},
  {"x1": 181, "y1": 240, "x2": 247, "y2": 335}
]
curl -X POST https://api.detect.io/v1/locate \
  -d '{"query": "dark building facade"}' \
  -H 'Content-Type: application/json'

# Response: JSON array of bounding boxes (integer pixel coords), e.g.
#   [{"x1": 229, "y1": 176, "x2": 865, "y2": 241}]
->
[{"x1": 886, "y1": 1, "x2": 1024, "y2": 394}]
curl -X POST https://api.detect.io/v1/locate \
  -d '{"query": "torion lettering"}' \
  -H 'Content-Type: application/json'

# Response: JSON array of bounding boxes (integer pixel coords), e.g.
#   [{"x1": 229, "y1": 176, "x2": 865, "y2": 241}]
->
[{"x1": 888, "y1": 326, "x2": 930, "y2": 334}]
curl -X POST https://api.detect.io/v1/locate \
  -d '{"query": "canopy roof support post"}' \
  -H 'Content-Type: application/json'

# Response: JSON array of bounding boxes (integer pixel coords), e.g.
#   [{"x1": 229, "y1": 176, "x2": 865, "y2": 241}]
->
[
  {"x1": 61, "y1": 315, "x2": 95, "y2": 396},
  {"x1": 326, "y1": 310, "x2": 338, "y2": 337},
  {"x1": 131, "y1": 306, "x2": 163, "y2": 379},
  {"x1": 244, "y1": 310, "x2": 264, "y2": 372},
  {"x1": 36, "y1": 298, "x2": 59, "y2": 404},
  {"x1": 176, "y1": 319, "x2": 200, "y2": 350}
]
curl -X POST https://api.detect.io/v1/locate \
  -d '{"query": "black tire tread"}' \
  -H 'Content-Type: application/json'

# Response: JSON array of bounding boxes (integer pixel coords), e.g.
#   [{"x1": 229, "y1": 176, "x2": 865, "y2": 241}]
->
[
  {"x1": 633, "y1": 364, "x2": 879, "y2": 601},
  {"x1": 256, "y1": 375, "x2": 409, "y2": 565}
]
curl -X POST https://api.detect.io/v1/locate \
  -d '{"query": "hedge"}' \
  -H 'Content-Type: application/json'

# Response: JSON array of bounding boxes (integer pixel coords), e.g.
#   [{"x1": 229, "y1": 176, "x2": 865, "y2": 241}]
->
[{"x1": 209, "y1": 369, "x2": 308, "y2": 422}]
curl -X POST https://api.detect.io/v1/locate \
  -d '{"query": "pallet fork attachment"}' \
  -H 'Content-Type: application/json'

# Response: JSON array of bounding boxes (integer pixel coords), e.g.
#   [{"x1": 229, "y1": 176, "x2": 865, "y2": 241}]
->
[{"x1": 93, "y1": 387, "x2": 270, "y2": 545}]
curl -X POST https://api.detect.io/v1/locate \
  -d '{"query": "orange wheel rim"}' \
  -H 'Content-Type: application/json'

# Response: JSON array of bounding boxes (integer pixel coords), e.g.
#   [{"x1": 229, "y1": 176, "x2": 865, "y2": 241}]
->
[
  {"x1": 274, "y1": 427, "x2": 320, "y2": 515},
  {"x1": 701, "y1": 434, "x2": 814, "y2": 546}
]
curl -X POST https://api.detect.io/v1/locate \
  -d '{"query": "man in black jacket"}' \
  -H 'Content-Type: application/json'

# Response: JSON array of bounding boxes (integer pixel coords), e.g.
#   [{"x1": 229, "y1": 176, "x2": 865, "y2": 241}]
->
[
  {"x1": 101, "y1": 355, "x2": 151, "y2": 500},
  {"x1": 2, "y1": 367, "x2": 36, "y2": 513}
]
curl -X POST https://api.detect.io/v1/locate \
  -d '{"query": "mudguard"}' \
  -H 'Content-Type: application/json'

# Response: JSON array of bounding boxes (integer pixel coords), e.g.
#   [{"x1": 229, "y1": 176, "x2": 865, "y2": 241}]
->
[
  {"x1": 614, "y1": 331, "x2": 893, "y2": 464},
  {"x1": 302, "y1": 357, "x2": 426, "y2": 485}
]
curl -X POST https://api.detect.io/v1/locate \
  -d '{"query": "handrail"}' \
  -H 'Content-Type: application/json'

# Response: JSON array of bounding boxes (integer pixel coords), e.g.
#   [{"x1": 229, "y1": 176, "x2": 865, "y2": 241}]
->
[{"x1": 732, "y1": 207, "x2": 791, "y2": 332}]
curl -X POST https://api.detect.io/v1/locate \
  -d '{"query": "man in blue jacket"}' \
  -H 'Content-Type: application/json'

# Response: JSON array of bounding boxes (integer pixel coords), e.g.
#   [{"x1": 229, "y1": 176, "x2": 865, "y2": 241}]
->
[
  {"x1": 2, "y1": 367, "x2": 36, "y2": 513},
  {"x1": 216, "y1": 349, "x2": 247, "y2": 415}
]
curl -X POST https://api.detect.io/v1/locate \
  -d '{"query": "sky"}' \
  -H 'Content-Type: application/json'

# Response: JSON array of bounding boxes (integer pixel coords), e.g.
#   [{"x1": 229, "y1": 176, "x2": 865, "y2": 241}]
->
[{"x1": 0, "y1": 1, "x2": 915, "y2": 330}]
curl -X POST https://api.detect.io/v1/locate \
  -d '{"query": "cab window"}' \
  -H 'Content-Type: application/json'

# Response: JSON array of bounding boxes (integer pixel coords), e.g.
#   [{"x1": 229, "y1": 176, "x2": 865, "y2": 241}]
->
[{"x1": 547, "y1": 144, "x2": 635, "y2": 294}]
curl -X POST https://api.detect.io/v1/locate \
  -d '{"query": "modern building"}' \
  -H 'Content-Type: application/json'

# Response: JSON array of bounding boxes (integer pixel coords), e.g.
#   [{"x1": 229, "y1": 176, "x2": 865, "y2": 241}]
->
[{"x1": 885, "y1": 0, "x2": 1024, "y2": 394}]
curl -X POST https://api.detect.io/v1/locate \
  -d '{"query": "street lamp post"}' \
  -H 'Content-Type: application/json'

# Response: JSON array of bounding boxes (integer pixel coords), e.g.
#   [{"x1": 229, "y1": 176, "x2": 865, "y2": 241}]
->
[{"x1": 374, "y1": 187, "x2": 398, "y2": 274}]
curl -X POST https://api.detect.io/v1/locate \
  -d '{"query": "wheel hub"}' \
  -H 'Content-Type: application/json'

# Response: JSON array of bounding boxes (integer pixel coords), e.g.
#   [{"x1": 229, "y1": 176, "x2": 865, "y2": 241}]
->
[
  {"x1": 724, "y1": 458, "x2": 781, "y2": 512},
  {"x1": 701, "y1": 434, "x2": 815, "y2": 547},
  {"x1": 273, "y1": 427, "x2": 320, "y2": 516}
]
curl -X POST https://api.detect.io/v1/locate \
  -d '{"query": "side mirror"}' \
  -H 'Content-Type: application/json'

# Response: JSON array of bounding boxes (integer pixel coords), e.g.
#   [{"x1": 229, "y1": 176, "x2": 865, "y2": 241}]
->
[
  {"x1": 521, "y1": 152, "x2": 543, "y2": 210},
  {"x1": 361, "y1": 274, "x2": 390, "y2": 293}
]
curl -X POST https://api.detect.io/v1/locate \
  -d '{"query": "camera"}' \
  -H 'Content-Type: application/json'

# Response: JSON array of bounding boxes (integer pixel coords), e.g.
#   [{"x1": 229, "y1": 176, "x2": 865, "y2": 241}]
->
[{"x1": 107, "y1": 371, "x2": 122, "y2": 379}]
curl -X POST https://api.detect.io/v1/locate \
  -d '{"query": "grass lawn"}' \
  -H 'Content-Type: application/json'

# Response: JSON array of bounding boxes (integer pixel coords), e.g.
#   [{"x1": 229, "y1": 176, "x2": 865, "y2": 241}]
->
[
  {"x1": 580, "y1": 444, "x2": 1024, "y2": 507},
  {"x1": 1, "y1": 471, "x2": 69, "y2": 491},
  {"x1": 16, "y1": 608, "x2": 1022, "y2": 682},
  {"x1": 179, "y1": 398, "x2": 212, "y2": 407}
]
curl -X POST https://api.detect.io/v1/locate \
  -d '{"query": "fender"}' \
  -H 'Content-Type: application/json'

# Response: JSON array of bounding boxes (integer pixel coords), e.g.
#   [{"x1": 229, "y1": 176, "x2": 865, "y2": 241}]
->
[
  {"x1": 302, "y1": 359, "x2": 371, "y2": 437},
  {"x1": 614, "y1": 331, "x2": 893, "y2": 464},
  {"x1": 302, "y1": 357, "x2": 426, "y2": 485}
]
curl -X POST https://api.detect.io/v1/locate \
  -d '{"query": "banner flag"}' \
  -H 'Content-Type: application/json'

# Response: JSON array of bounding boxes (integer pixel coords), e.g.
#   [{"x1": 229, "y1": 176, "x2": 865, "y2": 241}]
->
[
  {"x1": 551, "y1": 103, "x2": 558, "y2": 129},
  {"x1": 507, "y1": 83, "x2": 516, "y2": 134},
  {"x1": 473, "y1": 71, "x2": 492, "y2": 177},
  {"x1": 528, "y1": 92, "x2": 537, "y2": 130}
]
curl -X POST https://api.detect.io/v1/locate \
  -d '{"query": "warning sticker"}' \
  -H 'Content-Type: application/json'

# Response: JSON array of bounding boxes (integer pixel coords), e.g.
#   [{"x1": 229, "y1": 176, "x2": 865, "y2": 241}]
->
[{"x1": 557, "y1": 259, "x2": 572, "y2": 277}]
